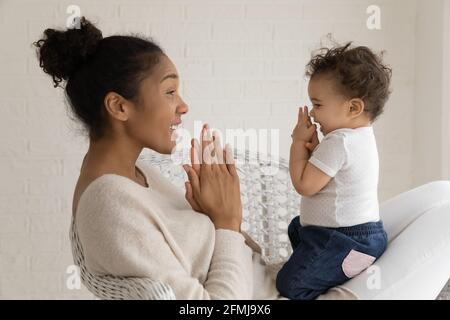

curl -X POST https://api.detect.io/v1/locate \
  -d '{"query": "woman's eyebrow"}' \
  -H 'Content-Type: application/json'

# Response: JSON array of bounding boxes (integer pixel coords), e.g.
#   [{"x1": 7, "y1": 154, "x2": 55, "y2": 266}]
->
[
  {"x1": 311, "y1": 97, "x2": 322, "y2": 102},
  {"x1": 160, "y1": 73, "x2": 179, "y2": 83}
]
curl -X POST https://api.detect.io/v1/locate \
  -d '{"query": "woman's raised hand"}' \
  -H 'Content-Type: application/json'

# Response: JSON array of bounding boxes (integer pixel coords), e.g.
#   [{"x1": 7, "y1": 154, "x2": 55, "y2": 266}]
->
[{"x1": 183, "y1": 124, "x2": 242, "y2": 232}]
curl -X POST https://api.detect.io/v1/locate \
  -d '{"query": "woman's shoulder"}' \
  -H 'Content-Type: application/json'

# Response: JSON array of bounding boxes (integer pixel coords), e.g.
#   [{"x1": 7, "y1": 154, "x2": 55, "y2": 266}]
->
[
  {"x1": 77, "y1": 173, "x2": 127, "y2": 203},
  {"x1": 74, "y1": 173, "x2": 144, "y2": 224}
]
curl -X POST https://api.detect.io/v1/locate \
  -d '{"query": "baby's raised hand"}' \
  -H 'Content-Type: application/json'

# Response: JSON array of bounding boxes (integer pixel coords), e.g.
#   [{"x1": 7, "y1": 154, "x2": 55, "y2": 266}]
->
[{"x1": 291, "y1": 106, "x2": 317, "y2": 145}]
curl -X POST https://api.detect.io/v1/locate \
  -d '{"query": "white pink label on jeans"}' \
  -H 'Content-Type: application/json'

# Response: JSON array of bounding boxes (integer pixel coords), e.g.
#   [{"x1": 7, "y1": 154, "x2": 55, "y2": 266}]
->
[{"x1": 342, "y1": 249, "x2": 376, "y2": 278}]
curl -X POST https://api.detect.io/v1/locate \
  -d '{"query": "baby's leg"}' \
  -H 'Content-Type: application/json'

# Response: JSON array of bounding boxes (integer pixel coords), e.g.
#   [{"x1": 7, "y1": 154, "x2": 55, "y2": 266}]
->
[
  {"x1": 276, "y1": 224, "x2": 386, "y2": 300},
  {"x1": 276, "y1": 226, "x2": 348, "y2": 300},
  {"x1": 287, "y1": 216, "x2": 302, "y2": 249}
]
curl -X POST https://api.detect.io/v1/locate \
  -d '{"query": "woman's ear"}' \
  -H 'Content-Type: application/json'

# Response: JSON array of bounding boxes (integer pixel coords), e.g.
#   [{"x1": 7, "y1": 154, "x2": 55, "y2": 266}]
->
[
  {"x1": 348, "y1": 98, "x2": 365, "y2": 118},
  {"x1": 104, "y1": 92, "x2": 131, "y2": 121}
]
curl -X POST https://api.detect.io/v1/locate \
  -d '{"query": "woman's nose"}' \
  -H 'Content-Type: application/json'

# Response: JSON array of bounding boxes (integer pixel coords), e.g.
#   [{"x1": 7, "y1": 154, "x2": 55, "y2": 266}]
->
[{"x1": 177, "y1": 98, "x2": 189, "y2": 115}]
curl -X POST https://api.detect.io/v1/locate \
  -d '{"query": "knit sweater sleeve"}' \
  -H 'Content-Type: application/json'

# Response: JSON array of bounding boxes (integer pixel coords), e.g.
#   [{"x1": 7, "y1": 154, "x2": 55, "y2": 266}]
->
[{"x1": 76, "y1": 177, "x2": 254, "y2": 300}]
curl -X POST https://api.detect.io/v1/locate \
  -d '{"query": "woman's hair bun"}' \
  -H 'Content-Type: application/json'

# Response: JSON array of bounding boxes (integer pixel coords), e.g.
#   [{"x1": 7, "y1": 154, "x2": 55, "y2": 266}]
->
[{"x1": 34, "y1": 17, "x2": 103, "y2": 87}]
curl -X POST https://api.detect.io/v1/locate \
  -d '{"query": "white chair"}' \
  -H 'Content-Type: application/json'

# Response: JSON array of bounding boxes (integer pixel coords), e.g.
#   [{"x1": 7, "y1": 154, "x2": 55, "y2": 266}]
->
[{"x1": 70, "y1": 149, "x2": 450, "y2": 299}]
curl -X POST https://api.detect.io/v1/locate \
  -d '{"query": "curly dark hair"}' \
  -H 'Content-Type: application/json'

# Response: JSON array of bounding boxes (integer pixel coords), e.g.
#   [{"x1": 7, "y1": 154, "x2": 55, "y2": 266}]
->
[
  {"x1": 34, "y1": 17, "x2": 165, "y2": 139},
  {"x1": 305, "y1": 42, "x2": 392, "y2": 122}
]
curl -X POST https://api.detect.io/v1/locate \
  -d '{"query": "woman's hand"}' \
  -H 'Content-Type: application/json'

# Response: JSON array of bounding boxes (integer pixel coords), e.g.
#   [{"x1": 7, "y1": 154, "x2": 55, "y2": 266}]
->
[{"x1": 183, "y1": 125, "x2": 242, "y2": 232}]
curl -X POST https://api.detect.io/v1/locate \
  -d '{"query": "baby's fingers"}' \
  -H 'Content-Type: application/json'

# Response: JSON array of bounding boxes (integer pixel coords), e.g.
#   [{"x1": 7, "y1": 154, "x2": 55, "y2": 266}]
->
[
  {"x1": 297, "y1": 107, "x2": 303, "y2": 124},
  {"x1": 306, "y1": 116, "x2": 312, "y2": 128},
  {"x1": 309, "y1": 123, "x2": 317, "y2": 132}
]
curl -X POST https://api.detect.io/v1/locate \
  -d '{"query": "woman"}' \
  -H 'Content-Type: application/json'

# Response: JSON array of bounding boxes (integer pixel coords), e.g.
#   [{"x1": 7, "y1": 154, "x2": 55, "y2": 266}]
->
[
  {"x1": 34, "y1": 17, "x2": 281, "y2": 299},
  {"x1": 35, "y1": 18, "x2": 450, "y2": 300}
]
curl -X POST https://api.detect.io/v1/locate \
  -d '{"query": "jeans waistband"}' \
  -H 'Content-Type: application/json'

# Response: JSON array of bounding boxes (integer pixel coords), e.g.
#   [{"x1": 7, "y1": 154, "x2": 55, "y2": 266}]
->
[{"x1": 331, "y1": 221, "x2": 385, "y2": 237}]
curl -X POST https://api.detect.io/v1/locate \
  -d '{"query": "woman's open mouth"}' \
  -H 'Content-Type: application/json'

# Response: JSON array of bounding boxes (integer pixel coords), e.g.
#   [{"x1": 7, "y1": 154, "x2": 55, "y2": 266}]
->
[
  {"x1": 169, "y1": 123, "x2": 182, "y2": 142},
  {"x1": 170, "y1": 123, "x2": 182, "y2": 131}
]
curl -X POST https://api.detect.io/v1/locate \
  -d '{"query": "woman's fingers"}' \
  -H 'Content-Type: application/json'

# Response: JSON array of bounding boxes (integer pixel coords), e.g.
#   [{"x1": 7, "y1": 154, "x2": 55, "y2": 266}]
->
[
  {"x1": 183, "y1": 164, "x2": 201, "y2": 194},
  {"x1": 185, "y1": 181, "x2": 193, "y2": 199},
  {"x1": 200, "y1": 124, "x2": 208, "y2": 150},
  {"x1": 212, "y1": 131, "x2": 224, "y2": 167},
  {"x1": 202, "y1": 125, "x2": 215, "y2": 166},
  {"x1": 184, "y1": 181, "x2": 202, "y2": 212},
  {"x1": 202, "y1": 124, "x2": 212, "y2": 158},
  {"x1": 190, "y1": 138, "x2": 201, "y2": 175},
  {"x1": 224, "y1": 144, "x2": 238, "y2": 176},
  {"x1": 195, "y1": 124, "x2": 235, "y2": 173},
  {"x1": 204, "y1": 128, "x2": 223, "y2": 170}
]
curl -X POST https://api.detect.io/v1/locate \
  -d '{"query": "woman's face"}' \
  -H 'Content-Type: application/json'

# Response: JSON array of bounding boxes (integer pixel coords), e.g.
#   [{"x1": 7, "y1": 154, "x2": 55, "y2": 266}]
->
[{"x1": 126, "y1": 54, "x2": 188, "y2": 154}]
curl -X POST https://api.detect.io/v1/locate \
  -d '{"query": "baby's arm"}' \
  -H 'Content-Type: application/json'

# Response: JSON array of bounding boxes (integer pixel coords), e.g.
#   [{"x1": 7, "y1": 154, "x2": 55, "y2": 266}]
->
[
  {"x1": 290, "y1": 141, "x2": 332, "y2": 197},
  {"x1": 289, "y1": 107, "x2": 332, "y2": 197}
]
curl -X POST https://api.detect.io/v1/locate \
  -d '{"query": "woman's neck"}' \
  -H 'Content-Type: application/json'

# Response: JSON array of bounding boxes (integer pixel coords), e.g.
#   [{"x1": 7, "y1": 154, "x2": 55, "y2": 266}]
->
[{"x1": 82, "y1": 132, "x2": 143, "y2": 181}]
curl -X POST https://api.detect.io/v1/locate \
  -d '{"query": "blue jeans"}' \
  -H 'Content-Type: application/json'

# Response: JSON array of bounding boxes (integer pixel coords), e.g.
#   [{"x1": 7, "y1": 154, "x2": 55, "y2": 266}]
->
[{"x1": 276, "y1": 217, "x2": 388, "y2": 300}]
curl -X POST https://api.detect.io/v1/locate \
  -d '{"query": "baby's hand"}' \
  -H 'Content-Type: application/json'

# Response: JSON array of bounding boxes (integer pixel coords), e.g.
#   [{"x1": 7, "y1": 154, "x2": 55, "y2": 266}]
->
[
  {"x1": 291, "y1": 106, "x2": 317, "y2": 145},
  {"x1": 305, "y1": 126, "x2": 319, "y2": 152}
]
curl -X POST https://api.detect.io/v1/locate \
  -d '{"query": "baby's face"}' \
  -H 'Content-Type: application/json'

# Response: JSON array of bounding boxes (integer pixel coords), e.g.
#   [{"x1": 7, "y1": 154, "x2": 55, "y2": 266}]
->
[{"x1": 307, "y1": 73, "x2": 352, "y2": 135}]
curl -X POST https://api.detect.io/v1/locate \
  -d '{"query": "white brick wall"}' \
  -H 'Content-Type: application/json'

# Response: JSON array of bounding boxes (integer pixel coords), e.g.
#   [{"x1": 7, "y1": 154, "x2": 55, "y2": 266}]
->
[{"x1": 0, "y1": 0, "x2": 433, "y2": 299}]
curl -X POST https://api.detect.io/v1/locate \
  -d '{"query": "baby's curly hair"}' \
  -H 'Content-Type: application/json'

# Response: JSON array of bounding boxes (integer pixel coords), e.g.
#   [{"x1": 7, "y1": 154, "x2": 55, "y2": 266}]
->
[{"x1": 306, "y1": 42, "x2": 392, "y2": 122}]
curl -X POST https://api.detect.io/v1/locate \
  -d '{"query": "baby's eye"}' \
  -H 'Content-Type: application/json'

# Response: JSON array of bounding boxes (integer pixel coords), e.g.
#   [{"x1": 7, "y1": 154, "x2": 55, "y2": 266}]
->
[{"x1": 166, "y1": 90, "x2": 176, "y2": 96}]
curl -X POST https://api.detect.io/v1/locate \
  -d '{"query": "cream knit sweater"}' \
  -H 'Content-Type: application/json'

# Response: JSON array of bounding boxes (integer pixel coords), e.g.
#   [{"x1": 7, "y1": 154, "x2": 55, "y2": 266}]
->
[{"x1": 75, "y1": 160, "x2": 357, "y2": 300}]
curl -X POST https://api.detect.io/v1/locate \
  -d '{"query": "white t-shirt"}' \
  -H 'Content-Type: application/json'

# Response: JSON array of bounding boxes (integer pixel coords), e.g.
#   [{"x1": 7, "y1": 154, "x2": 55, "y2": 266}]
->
[{"x1": 300, "y1": 126, "x2": 380, "y2": 228}]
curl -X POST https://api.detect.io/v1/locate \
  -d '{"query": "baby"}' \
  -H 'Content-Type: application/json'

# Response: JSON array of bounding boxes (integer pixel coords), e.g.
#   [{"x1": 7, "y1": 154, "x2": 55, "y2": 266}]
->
[{"x1": 276, "y1": 43, "x2": 392, "y2": 300}]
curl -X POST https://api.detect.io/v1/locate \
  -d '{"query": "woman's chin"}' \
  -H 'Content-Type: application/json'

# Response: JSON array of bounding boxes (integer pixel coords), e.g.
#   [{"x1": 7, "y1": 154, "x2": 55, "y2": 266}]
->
[
  {"x1": 169, "y1": 141, "x2": 178, "y2": 153},
  {"x1": 160, "y1": 144, "x2": 176, "y2": 155},
  {"x1": 146, "y1": 142, "x2": 175, "y2": 155}
]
